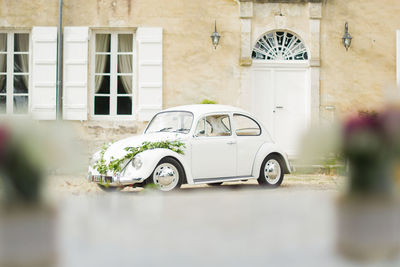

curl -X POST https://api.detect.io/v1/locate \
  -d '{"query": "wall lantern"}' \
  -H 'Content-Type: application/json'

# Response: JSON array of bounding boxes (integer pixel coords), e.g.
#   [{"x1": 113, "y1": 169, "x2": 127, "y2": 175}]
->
[
  {"x1": 342, "y1": 22, "x2": 352, "y2": 51},
  {"x1": 210, "y1": 20, "x2": 221, "y2": 49}
]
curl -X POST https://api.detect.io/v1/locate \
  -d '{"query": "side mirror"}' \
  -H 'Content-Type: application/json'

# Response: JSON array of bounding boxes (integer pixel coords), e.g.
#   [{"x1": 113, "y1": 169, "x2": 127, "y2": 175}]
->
[{"x1": 193, "y1": 130, "x2": 205, "y2": 138}]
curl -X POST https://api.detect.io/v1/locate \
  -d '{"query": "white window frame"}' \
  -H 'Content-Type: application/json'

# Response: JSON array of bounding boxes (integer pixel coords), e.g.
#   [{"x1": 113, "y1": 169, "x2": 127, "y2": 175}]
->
[
  {"x1": 89, "y1": 29, "x2": 137, "y2": 120},
  {"x1": 0, "y1": 30, "x2": 31, "y2": 116}
]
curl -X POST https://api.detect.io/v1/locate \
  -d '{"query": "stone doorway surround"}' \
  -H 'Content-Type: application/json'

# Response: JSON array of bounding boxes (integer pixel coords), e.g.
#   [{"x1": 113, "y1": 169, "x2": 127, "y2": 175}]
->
[{"x1": 236, "y1": 0, "x2": 322, "y2": 125}]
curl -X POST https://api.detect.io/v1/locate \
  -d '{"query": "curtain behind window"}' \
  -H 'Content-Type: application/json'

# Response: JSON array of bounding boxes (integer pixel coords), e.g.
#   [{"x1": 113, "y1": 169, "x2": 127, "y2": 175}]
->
[
  {"x1": 118, "y1": 35, "x2": 132, "y2": 94},
  {"x1": 95, "y1": 34, "x2": 110, "y2": 93},
  {"x1": 15, "y1": 34, "x2": 29, "y2": 87}
]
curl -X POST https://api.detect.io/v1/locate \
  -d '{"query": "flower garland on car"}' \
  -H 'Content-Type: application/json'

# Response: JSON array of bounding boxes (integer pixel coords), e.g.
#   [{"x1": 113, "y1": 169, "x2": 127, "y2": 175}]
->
[{"x1": 94, "y1": 140, "x2": 186, "y2": 175}]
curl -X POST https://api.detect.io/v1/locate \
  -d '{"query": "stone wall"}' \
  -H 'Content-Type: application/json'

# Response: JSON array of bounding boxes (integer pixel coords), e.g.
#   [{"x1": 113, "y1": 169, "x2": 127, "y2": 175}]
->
[
  {"x1": 320, "y1": 0, "x2": 400, "y2": 119},
  {"x1": 1, "y1": 0, "x2": 399, "y2": 123}
]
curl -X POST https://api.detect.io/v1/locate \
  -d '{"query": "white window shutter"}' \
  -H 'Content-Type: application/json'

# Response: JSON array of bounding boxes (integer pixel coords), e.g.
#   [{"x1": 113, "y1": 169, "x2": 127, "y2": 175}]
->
[
  {"x1": 63, "y1": 27, "x2": 89, "y2": 120},
  {"x1": 31, "y1": 27, "x2": 57, "y2": 120},
  {"x1": 137, "y1": 27, "x2": 163, "y2": 121}
]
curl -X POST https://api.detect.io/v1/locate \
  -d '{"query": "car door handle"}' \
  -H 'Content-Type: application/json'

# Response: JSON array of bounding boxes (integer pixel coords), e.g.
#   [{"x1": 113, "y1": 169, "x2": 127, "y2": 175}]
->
[
  {"x1": 275, "y1": 106, "x2": 284, "y2": 109},
  {"x1": 227, "y1": 141, "x2": 236, "y2": 145}
]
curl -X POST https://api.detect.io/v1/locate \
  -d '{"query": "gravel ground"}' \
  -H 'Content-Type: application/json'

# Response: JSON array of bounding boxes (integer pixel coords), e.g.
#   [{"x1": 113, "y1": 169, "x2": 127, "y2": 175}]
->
[{"x1": 45, "y1": 173, "x2": 346, "y2": 198}]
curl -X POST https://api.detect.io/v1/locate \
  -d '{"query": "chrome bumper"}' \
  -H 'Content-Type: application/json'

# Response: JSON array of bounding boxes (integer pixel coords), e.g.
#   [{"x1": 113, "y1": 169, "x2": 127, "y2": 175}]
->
[{"x1": 87, "y1": 172, "x2": 145, "y2": 187}]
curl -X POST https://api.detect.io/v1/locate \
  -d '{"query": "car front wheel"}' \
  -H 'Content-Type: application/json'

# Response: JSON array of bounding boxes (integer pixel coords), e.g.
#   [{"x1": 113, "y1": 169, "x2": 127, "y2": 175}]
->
[
  {"x1": 149, "y1": 158, "x2": 184, "y2": 192},
  {"x1": 257, "y1": 155, "x2": 284, "y2": 187}
]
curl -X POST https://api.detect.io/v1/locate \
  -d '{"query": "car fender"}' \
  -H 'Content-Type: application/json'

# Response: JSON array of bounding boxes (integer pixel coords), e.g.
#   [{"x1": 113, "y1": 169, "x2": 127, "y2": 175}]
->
[
  {"x1": 251, "y1": 142, "x2": 291, "y2": 178},
  {"x1": 122, "y1": 148, "x2": 189, "y2": 182}
]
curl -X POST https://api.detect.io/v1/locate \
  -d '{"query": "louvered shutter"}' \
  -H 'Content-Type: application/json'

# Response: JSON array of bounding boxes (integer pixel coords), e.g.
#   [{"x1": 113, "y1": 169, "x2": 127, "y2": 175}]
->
[
  {"x1": 136, "y1": 27, "x2": 163, "y2": 121},
  {"x1": 31, "y1": 27, "x2": 57, "y2": 120},
  {"x1": 63, "y1": 27, "x2": 89, "y2": 120}
]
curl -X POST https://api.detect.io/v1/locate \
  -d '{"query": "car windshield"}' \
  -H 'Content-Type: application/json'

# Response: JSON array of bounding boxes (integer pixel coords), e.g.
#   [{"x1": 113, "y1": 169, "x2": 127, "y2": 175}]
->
[{"x1": 145, "y1": 111, "x2": 194, "y2": 134}]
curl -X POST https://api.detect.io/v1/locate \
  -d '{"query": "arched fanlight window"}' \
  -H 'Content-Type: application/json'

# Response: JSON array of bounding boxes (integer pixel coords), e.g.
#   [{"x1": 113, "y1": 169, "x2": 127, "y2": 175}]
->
[{"x1": 252, "y1": 31, "x2": 308, "y2": 61}]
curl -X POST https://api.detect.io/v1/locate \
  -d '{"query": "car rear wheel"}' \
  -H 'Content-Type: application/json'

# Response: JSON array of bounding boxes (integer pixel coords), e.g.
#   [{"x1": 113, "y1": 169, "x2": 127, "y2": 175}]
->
[
  {"x1": 149, "y1": 158, "x2": 184, "y2": 192},
  {"x1": 257, "y1": 155, "x2": 284, "y2": 187}
]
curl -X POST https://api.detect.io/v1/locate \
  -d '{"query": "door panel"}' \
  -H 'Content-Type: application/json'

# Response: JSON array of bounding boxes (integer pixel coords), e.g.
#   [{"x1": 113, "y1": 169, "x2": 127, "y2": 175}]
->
[
  {"x1": 252, "y1": 65, "x2": 309, "y2": 156},
  {"x1": 273, "y1": 69, "x2": 308, "y2": 155},
  {"x1": 252, "y1": 69, "x2": 274, "y2": 131},
  {"x1": 191, "y1": 137, "x2": 236, "y2": 179}
]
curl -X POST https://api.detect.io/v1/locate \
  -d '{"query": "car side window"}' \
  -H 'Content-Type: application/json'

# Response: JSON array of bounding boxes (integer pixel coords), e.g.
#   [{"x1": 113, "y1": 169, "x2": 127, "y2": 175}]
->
[
  {"x1": 233, "y1": 114, "x2": 261, "y2": 136},
  {"x1": 194, "y1": 117, "x2": 206, "y2": 137},
  {"x1": 194, "y1": 115, "x2": 231, "y2": 137}
]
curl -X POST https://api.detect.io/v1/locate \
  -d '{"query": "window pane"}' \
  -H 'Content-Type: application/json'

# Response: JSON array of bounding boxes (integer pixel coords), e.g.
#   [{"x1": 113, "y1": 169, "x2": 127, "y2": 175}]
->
[
  {"x1": 234, "y1": 114, "x2": 261, "y2": 136},
  {"x1": 117, "y1": 75, "x2": 132, "y2": 94},
  {"x1": 13, "y1": 96, "x2": 28, "y2": 114},
  {"x1": 95, "y1": 55, "x2": 110, "y2": 73},
  {"x1": 0, "y1": 95, "x2": 5, "y2": 113},
  {"x1": 0, "y1": 33, "x2": 6, "y2": 52},
  {"x1": 14, "y1": 54, "x2": 29, "y2": 73},
  {"x1": 118, "y1": 34, "x2": 133, "y2": 52},
  {"x1": 117, "y1": 55, "x2": 132, "y2": 73},
  {"x1": 95, "y1": 75, "x2": 110, "y2": 94},
  {"x1": 96, "y1": 34, "x2": 110, "y2": 52},
  {"x1": 0, "y1": 75, "x2": 5, "y2": 93},
  {"x1": 205, "y1": 115, "x2": 231, "y2": 137},
  {"x1": 195, "y1": 118, "x2": 206, "y2": 137},
  {"x1": 14, "y1": 75, "x2": 29, "y2": 93},
  {"x1": 117, "y1": 96, "x2": 132, "y2": 115},
  {"x1": 95, "y1": 96, "x2": 110, "y2": 115},
  {"x1": 0, "y1": 54, "x2": 6, "y2": 72},
  {"x1": 14, "y1": 33, "x2": 29, "y2": 52}
]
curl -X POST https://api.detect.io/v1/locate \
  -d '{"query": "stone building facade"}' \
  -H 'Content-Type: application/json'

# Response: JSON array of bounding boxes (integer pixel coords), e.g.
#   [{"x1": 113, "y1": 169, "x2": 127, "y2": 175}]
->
[{"x1": 1, "y1": 0, "x2": 399, "y2": 153}]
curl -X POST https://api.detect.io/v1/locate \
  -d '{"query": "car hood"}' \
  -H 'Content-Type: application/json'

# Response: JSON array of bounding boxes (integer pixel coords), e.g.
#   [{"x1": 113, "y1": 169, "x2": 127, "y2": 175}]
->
[{"x1": 102, "y1": 132, "x2": 188, "y2": 161}]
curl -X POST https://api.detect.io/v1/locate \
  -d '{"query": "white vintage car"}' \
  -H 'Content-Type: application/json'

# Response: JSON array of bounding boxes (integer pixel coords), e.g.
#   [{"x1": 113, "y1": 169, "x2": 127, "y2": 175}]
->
[{"x1": 88, "y1": 105, "x2": 291, "y2": 191}]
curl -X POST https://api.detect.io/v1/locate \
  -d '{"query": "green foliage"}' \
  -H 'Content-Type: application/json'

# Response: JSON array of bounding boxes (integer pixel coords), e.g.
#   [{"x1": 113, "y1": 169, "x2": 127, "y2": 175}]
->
[
  {"x1": 94, "y1": 140, "x2": 186, "y2": 175},
  {"x1": 94, "y1": 143, "x2": 109, "y2": 175},
  {"x1": 200, "y1": 99, "x2": 217, "y2": 104}
]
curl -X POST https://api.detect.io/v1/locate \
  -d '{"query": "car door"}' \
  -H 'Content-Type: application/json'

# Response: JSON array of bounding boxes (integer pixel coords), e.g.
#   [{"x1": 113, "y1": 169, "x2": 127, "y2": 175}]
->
[
  {"x1": 233, "y1": 114, "x2": 264, "y2": 177},
  {"x1": 191, "y1": 113, "x2": 237, "y2": 180}
]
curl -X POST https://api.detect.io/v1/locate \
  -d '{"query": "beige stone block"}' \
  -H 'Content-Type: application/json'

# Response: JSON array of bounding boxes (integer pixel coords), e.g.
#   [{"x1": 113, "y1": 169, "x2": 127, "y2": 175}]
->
[
  {"x1": 239, "y1": 57, "x2": 252, "y2": 66},
  {"x1": 274, "y1": 15, "x2": 286, "y2": 29},
  {"x1": 241, "y1": 31, "x2": 252, "y2": 58},
  {"x1": 240, "y1": 18, "x2": 252, "y2": 33},
  {"x1": 239, "y1": 1, "x2": 253, "y2": 18},
  {"x1": 309, "y1": 2, "x2": 322, "y2": 19}
]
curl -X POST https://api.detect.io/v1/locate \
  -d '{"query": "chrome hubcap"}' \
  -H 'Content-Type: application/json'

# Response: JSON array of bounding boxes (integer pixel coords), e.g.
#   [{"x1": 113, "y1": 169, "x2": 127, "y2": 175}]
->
[
  {"x1": 264, "y1": 159, "x2": 281, "y2": 185},
  {"x1": 153, "y1": 163, "x2": 179, "y2": 191}
]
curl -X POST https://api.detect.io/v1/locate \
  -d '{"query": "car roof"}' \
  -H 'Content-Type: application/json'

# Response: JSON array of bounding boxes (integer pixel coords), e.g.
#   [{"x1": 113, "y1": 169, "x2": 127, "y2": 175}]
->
[{"x1": 163, "y1": 104, "x2": 250, "y2": 116}]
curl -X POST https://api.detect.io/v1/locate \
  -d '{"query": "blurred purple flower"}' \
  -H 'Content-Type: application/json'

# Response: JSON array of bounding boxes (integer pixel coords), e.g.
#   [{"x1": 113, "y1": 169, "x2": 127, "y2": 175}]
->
[{"x1": 344, "y1": 111, "x2": 382, "y2": 140}]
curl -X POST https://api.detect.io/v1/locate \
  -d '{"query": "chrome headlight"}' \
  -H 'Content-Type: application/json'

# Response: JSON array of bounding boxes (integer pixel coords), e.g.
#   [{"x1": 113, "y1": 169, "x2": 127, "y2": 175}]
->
[{"x1": 132, "y1": 156, "x2": 143, "y2": 169}]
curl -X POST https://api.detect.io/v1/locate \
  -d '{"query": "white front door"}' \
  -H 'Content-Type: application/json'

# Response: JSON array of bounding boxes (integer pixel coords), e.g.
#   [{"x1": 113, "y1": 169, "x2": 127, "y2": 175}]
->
[{"x1": 252, "y1": 62, "x2": 310, "y2": 156}]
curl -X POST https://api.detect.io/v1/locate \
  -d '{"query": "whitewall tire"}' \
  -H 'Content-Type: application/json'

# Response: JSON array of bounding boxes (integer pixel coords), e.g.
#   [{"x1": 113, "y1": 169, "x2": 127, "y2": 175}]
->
[
  {"x1": 257, "y1": 155, "x2": 284, "y2": 187},
  {"x1": 149, "y1": 158, "x2": 184, "y2": 191}
]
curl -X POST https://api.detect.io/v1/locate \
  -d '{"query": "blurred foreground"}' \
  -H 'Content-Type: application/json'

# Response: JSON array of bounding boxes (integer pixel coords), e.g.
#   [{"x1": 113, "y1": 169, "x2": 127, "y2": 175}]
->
[
  {"x1": 55, "y1": 178, "x2": 397, "y2": 267},
  {"x1": 2, "y1": 111, "x2": 400, "y2": 266}
]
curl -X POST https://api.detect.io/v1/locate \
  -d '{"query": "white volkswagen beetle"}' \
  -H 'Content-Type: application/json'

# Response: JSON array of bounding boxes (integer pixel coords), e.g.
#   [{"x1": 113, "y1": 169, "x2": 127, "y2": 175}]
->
[{"x1": 88, "y1": 105, "x2": 291, "y2": 191}]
